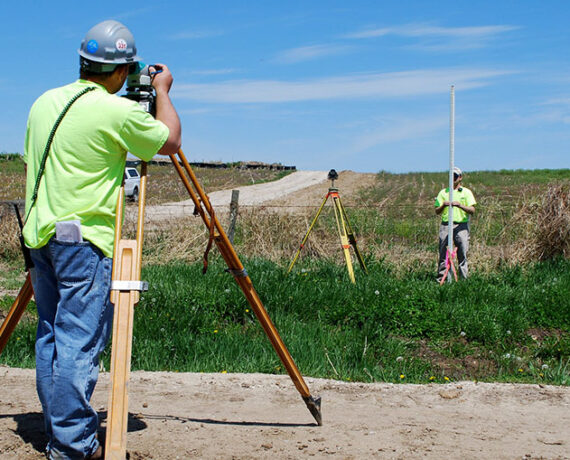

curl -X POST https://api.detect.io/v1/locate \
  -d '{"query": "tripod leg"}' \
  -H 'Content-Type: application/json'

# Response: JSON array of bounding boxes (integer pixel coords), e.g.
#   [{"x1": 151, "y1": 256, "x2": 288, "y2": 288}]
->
[
  {"x1": 170, "y1": 149, "x2": 322, "y2": 426},
  {"x1": 331, "y1": 195, "x2": 356, "y2": 284},
  {"x1": 0, "y1": 271, "x2": 34, "y2": 355},
  {"x1": 288, "y1": 194, "x2": 329, "y2": 273},
  {"x1": 105, "y1": 164, "x2": 147, "y2": 459},
  {"x1": 105, "y1": 240, "x2": 139, "y2": 460},
  {"x1": 337, "y1": 196, "x2": 368, "y2": 274}
]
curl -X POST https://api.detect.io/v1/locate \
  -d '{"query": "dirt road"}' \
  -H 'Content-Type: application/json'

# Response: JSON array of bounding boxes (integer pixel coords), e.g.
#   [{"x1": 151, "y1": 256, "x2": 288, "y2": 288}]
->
[
  {"x1": 1, "y1": 367, "x2": 569, "y2": 459},
  {"x1": 144, "y1": 170, "x2": 329, "y2": 221}
]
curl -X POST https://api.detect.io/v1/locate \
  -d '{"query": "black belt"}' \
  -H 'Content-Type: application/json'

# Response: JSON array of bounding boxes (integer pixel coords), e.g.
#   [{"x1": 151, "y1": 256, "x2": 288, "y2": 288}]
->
[{"x1": 442, "y1": 221, "x2": 465, "y2": 225}]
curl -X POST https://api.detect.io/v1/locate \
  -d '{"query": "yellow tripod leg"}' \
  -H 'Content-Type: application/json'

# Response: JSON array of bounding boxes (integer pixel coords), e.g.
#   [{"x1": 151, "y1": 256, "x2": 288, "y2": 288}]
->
[
  {"x1": 0, "y1": 272, "x2": 33, "y2": 355},
  {"x1": 287, "y1": 193, "x2": 329, "y2": 274},
  {"x1": 336, "y1": 195, "x2": 368, "y2": 274},
  {"x1": 331, "y1": 194, "x2": 355, "y2": 284}
]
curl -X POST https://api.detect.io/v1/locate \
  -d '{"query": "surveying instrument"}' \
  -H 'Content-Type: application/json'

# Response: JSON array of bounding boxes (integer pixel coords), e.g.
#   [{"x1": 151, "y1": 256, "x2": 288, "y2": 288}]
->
[
  {"x1": 0, "y1": 64, "x2": 322, "y2": 459},
  {"x1": 288, "y1": 169, "x2": 367, "y2": 283}
]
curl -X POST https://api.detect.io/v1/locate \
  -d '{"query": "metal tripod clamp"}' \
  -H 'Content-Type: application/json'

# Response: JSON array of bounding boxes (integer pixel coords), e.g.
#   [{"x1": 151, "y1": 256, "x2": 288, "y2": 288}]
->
[
  {"x1": 226, "y1": 268, "x2": 248, "y2": 278},
  {"x1": 110, "y1": 280, "x2": 149, "y2": 291}
]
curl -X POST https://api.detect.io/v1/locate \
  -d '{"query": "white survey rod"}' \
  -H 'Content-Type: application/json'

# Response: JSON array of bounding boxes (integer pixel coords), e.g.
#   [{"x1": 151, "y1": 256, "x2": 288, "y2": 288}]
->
[{"x1": 448, "y1": 85, "x2": 455, "y2": 282}]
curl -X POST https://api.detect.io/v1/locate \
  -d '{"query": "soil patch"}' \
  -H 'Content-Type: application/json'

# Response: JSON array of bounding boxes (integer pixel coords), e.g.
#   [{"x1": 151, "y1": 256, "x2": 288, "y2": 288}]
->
[{"x1": 1, "y1": 367, "x2": 569, "y2": 459}]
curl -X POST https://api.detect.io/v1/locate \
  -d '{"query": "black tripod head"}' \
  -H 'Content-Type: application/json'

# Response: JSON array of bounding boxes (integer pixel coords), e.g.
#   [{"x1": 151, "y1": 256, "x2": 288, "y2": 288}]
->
[{"x1": 328, "y1": 169, "x2": 338, "y2": 187}]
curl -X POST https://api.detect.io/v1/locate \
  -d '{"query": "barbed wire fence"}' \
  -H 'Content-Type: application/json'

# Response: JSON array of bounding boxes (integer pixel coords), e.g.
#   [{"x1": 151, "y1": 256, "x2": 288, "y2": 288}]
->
[{"x1": 2, "y1": 186, "x2": 568, "y2": 272}]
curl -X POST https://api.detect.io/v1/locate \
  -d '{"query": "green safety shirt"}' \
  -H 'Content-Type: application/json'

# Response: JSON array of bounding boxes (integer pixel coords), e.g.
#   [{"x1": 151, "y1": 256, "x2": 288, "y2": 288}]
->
[
  {"x1": 434, "y1": 186, "x2": 476, "y2": 223},
  {"x1": 23, "y1": 79, "x2": 169, "y2": 257}
]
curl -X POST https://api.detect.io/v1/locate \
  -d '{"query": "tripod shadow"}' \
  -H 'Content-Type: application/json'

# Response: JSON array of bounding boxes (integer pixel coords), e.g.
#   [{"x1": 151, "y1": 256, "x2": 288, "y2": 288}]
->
[
  {"x1": 141, "y1": 413, "x2": 316, "y2": 428},
  {"x1": 0, "y1": 411, "x2": 147, "y2": 455}
]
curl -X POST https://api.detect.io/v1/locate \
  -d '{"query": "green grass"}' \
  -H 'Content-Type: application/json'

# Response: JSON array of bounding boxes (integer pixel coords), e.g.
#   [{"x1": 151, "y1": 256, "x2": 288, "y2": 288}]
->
[
  {"x1": 1, "y1": 163, "x2": 568, "y2": 384},
  {"x1": 2, "y1": 257, "x2": 568, "y2": 385}
]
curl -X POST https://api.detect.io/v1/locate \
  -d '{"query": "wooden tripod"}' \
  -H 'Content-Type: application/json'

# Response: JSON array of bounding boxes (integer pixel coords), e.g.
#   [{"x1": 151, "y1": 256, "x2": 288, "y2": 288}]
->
[
  {"x1": 288, "y1": 182, "x2": 367, "y2": 284},
  {"x1": 0, "y1": 149, "x2": 322, "y2": 460}
]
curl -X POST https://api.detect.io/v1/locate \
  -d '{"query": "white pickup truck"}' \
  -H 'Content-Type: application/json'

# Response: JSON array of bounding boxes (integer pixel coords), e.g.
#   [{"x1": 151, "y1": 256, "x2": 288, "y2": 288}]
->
[{"x1": 124, "y1": 167, "x2": 141, "y2": 201}]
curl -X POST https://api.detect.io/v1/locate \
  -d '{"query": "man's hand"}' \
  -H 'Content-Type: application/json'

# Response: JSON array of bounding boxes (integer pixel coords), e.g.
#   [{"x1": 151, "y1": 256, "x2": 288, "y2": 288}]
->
[
  {"x1": 452, "y1": 201, "x2": 475, "y2": 215},
  {"x1": 151, "y1": 63, "x2": 181, "y2": 156},
  {"x1": 150, "y1": 64, "x2": 174, "y2": 94}
]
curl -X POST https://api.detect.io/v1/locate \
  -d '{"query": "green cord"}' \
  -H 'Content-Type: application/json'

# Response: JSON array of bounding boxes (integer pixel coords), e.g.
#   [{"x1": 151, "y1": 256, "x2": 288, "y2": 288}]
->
[{"x1": 24, "y1": 86, "x2": 96, "y2": 225}]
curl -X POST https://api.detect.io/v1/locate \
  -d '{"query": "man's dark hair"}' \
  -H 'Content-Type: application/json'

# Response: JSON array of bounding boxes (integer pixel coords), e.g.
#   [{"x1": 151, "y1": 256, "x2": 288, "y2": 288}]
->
[{"x1": 79, "y1": 57, "x2": 127, "y2": 79}]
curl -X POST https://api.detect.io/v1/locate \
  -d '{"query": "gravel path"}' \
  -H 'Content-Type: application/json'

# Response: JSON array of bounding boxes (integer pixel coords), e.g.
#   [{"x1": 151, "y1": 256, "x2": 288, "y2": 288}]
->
[{"x1": 144, "y1": 170, "x2": 327, "y2": 221}]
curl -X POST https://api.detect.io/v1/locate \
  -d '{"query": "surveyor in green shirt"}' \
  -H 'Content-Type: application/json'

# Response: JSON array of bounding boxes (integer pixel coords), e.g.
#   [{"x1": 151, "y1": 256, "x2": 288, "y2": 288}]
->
[
  {"x1": 22, "y1": 20, "x2": 181, "y2": 460},
  {"x1": 434, "y1": 167, "x2": 476, "y2": 281}
]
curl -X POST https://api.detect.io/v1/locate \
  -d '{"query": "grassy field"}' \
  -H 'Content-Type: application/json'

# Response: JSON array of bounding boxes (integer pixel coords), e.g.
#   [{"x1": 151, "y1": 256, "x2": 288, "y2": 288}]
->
[
  {"x1": 2, "y1": 258, "x2": 569, "y2": 384},
  {"x1": 0, "y1": 153, "x2": 569, "y2": 385}
]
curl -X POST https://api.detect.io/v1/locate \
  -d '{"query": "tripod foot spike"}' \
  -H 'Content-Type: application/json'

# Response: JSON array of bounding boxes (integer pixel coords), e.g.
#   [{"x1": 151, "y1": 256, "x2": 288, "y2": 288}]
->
[{"x1": 303, "y1": 395, "x2": 322, "y2": 426}]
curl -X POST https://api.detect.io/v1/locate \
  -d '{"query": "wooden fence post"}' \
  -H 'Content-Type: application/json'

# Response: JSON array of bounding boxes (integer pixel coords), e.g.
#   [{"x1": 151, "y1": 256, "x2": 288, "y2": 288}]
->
[{"x1": 228, "y1": 190, "x2": 239, "y2": 243}]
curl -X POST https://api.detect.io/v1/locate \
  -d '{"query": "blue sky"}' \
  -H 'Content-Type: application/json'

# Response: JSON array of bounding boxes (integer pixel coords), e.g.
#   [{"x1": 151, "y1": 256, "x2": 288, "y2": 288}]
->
[{"x1": 2, "y1": 1, "x2": 569, "y2": 173}]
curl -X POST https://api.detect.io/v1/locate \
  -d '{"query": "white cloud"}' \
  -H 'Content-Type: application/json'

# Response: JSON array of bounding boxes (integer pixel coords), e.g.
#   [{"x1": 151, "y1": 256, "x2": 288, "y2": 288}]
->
[
  {"x1": 345, "y1": 24, "x2": 519, "y2": 39},
  {"x1": 189, "y1": 68, "x2": 239, "y2": 76},
  {"x1": 174, "y1": 68, "x2": 515, "y2": 104},
  {"x1": 114, "y1": 7, "x2": 157, "y2": 20},
  {"x1": 168, "y1": 29, "x2": 225, "y2": 40},
  {"x1": 349, "y1": 116, "x2": 448, "y2": 154},
  {"x1": 273, "y1": 44, "x2": 352, "y2": 64},
  {"x1": 540, "y1": 97, "x2": 570, "y2": 106},
  {"x1": 343, "y1": 23, "x2": 520, "y2": 51}
]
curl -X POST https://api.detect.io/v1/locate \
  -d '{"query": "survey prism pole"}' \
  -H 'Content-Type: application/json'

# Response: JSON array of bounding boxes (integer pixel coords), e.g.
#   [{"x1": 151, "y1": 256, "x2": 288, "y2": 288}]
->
[{"x1": 447, "y1": 85, "x2": 455, "y2": 283}]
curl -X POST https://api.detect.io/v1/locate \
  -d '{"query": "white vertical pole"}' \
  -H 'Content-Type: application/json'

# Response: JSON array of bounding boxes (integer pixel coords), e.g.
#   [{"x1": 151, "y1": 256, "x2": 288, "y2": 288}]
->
[{"x1": 447, "y1": 85, "x2": 455, "y2": 282}]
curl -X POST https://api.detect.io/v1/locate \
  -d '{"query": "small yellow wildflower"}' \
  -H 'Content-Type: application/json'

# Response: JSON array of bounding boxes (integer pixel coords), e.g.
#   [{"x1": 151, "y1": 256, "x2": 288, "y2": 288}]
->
[
  {"x1": 444, "y1": 376, "x2": 450, "y2": 381},
  {"x1": 213, "y1": 329, "x2": 218, "y2": 333},
  {"x1": 518, "y1": 368, "x2": 523, "y2": 373},
  {"x1": 429, "y1": 376, "x2": 435, "y2": 381},
  {"x1": 221, "y1": 370, "x2": 227, "y2": 374},
  {"x1": 400, "y1": 374, "x2": 405, "y2": 379},
  {"x1": 245, "y1": 309, "x2": 249, "y2": 313}
]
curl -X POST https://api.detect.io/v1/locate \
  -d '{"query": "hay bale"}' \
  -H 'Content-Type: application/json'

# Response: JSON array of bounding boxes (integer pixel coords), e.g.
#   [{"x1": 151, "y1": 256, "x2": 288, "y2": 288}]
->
[{"x1": 513, "y1": 184, "x2": 570, "y2": 261}]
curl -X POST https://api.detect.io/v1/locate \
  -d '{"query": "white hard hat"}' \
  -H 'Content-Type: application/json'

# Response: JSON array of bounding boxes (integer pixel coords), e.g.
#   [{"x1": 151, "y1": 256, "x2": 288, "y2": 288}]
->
[{"x1": 79, "y1": 20, "x2": 141, "y2": 73}]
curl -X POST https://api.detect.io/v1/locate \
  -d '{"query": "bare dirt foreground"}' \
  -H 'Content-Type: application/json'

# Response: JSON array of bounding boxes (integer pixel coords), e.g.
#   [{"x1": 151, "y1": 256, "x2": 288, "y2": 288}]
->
[{"x1": 1, "y1": 367, "x2": 569, "y2": 459}]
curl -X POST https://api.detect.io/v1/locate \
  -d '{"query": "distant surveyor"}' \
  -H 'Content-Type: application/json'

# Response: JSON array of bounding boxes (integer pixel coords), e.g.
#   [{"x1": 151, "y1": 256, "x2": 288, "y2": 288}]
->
[{"x1": 434, "y1": 167, "x2": 477, "y2": 282}]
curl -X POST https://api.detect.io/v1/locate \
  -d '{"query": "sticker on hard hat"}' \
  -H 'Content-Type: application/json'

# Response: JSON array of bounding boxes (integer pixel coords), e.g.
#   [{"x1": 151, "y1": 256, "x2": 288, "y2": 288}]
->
[
  {"x1": 116, "y1": 39, "x2": 127, "y2": 52},
  {"x1": 86, "y1": 40, "x2": 98, "y2": 54}
]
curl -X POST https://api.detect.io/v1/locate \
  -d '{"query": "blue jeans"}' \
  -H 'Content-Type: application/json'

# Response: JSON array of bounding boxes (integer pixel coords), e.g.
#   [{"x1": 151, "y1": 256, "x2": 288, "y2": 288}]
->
[{"x1": 30, "y1": 238, "x2": 113, "y2": 459}]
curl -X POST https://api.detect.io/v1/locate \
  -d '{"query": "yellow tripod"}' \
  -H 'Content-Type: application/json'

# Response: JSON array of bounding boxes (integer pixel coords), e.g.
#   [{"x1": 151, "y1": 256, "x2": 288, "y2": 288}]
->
[{"x1": 288, "y1": 170, "x2": 367, "y2": 283}]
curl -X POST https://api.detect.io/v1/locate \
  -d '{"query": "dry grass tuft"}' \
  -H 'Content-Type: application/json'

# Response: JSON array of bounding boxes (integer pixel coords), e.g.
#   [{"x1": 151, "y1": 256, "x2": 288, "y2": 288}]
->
[
  {"x1": 0, "y1": 204, "x2": 23, "y2": 261},
  {"x1": 512, "y1": 184, "x2": 570, "y2": 262}
]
